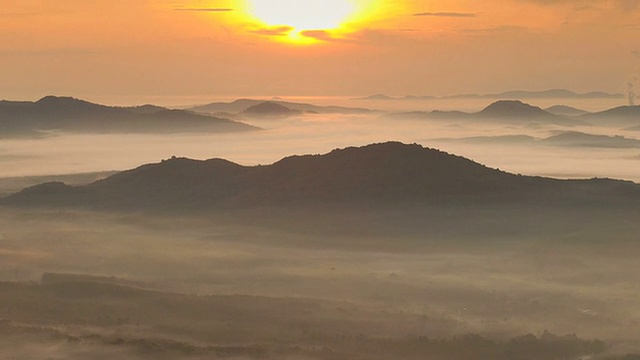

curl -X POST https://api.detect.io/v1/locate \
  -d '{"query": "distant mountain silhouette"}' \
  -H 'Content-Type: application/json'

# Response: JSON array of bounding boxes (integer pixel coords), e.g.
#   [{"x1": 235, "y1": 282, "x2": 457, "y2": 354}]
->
[
  {"x1": 477, "y1": 100, "x2": 555, "y2": 119},
  {"x1": 447, "y1": 89, "x2": 623, "y2": 100},
  {"x1": 434, "y1": 131, "x2": 640, "y2": 149},
  {"x1": 544, "y1": 105, "x2": 590, "y2": 117},
  {"x1": 354, "y1": 90, "x2": 622, "y2": 101},
  {"x1": 541, "y1": 131, "x2": 640, "y2": 148},
  {"x1": 388, "y1": 100, "x2": 587, "y2": 126},
  {"x1": 189, "y1": 99, "x2": 376, "y2": 115},
  {"x1": 580, "y1": 106, "x2": 640, "y2": 126},
  {"x1": 355, "y1": 94, "x2": 396, "y2": 101},
  {"x1": 353, "y1": 94, "x2": 437, "y2": 101},
  {"x1": 242, "y1": 102, "x2": 297, "y2": 117},
  {"x1": 3, "y1": 142, "x2": 639, "y2": 212},
  {"x1": 433, "y1": 135, "x2": 536, "y2": 145},
  {"x1": 402, "y1": 95, "x2": 438, "y2": 100},
  {"x1": 0, "y1": 96, "x2": 257, "y2": 137}
]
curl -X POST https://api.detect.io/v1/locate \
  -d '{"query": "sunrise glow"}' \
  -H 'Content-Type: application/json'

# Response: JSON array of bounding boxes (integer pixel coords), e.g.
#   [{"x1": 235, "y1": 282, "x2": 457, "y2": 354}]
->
[{"x1": 241, "y1": 0, "x2": 385, "y2": 44}]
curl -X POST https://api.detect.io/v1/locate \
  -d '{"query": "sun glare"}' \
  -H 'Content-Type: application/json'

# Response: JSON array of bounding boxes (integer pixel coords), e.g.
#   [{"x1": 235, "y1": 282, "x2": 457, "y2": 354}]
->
[{"x1": 242, "y1": 0, "x2": 382, "y2": 44}]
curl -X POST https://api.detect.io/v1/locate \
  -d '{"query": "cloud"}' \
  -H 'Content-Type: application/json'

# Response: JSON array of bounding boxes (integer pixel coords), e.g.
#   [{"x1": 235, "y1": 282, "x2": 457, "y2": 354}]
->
[
  {"x1": 413, "y1": 12, "x2": 477, "y2": 18},
  {"x1": 173, "y1": 8, "x2": 234, "y2": 12},
  {"x1": 251, "y1": 26, "x2": 294, "y2": 37},
  {"x1": 617, "y1": 0, "x2": 640, "y2": 11},
  {"x1": 517, "y1": 0, "x2": 639, "y2": 11},
  {"x1": 300, "y1": 30, "x2": 335, "y2": 41},
  {"x1": 299, "y1": 30, "x2": 353, "y2": 43}
]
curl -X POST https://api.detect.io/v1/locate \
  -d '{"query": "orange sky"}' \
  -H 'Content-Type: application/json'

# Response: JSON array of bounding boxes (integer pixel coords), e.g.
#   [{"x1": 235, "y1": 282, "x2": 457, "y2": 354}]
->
[{"x1": 1, "y1": 0, "x2": 639, "y2": 103}]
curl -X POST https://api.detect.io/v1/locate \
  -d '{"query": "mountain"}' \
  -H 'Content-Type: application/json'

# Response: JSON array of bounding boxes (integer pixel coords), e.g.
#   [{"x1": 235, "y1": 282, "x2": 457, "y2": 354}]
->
[
  {"x1": 402, "y1": 95, "x2": 438, "y2": 100},
  {"x1": 477, "y1": 100, "x2": 555, "y2": 119},
  {"x1": 0, "y1": 96, "x2": 258, "y2": 137},
  {"x1": 3, "y1": 142, "x2": 639, "y2": 212},
  {"x1": 353, "y1": 94, "x2": 437, "y2": 101},
  {"x1": 355, "y1": 94, "x2": 396, "y2": 101},
  {"x1": 388, "y1": 100, "x2": 587, "y2": 126},
  {"x1": 545, "y1": 105, "x2": 590, "y2": 117},
  {"x1": 541, "y1": 131, "x2": 640, "y2": 148},
  {"x1": 356, "y1": 90, "x2": 623, "y2": 101},
  {"x1": 242, "y1": 102, "x2": 298, "y2": 117},
  {"x1": 189, "y1": 99, "x2": 376, "y2": 115},
  {"x1": 432, "y1": 135, "x2": 536, "y2": 145},
  {"x1": 447, "y1": 89, "x2": 623, "y2": 100},
  {"x1": 433, "y1": 132, "x2": 640, "y2": 149},
  {"x1": 580, "y1": 106, "x2": 640, "y2": 127}
]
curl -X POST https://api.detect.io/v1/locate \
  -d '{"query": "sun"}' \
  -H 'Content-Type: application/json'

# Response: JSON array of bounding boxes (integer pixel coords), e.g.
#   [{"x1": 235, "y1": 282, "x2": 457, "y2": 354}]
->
[{"x1": 242, "y1": 0, "x2": 380, "y2": 44}]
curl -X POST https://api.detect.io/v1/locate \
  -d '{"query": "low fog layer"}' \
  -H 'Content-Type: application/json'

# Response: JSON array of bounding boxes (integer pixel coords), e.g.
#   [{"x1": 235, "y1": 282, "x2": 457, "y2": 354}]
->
[
  {"x1": 0, "y1": 208, "x2": 639, "y2": 357},
  {"x1": 1, "y1": 96, "x2": 640, "y2": 359},
  {"x1": 1, "y1": 97, "x2": 640, "y2": 181}
]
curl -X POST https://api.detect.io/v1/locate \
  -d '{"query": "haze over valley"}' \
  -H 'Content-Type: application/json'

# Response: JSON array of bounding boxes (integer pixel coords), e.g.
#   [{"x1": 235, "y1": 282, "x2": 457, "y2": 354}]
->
[{"x1": 3, "y1": 1, "x2": 640, "y2": 358}]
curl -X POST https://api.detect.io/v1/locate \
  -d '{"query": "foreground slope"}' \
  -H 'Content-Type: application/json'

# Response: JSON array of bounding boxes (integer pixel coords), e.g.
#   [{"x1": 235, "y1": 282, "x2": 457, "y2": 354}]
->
[
  {"x1": 2, "y1": 142, "x2": 639, "y2": 211},
  {"x1": 0, "y1": 96, "x2": 257, "y2": 137},
  {"x1": 0, "y1": 274, "x2": 620, "y2": 360}
]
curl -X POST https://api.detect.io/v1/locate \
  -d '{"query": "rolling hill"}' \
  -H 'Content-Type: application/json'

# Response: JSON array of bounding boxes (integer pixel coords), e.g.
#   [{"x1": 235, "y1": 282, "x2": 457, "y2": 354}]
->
[
  {"x1": 545, "y1": 105, "x2": 589, "y2": 117},
  {"x1": 2, "y1": 142, "x2": 639, "y2": 212},
  {"x1": 580, "y1": 106, "x2": 640, "y2": 127},
  {"x1": 388, "y1": 100, "x2": 588, "y2": 126},
  {"x1": 356, "y1": 89, "x2": 623, "y2": 101},
  {"x1": 541, "y1": 131, "x2": 640, "y2": 148},
  {"x1": 0, "y1": 96, "x2": 258, "y2": 137},
  {"x1": 242, "y1": 101, "x2": 298, "y2": 117},
  {"x1": 188, "y1": 98, "x2": 377, "y2": 115}
]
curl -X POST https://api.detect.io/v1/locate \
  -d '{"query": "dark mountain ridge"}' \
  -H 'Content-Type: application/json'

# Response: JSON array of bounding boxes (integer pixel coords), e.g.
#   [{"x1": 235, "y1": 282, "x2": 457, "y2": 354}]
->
[
  {"x1": 188, "y1": 98, "x2": 376, "y2": 115},
  {"x1": 389, "y1": 100, "x2": 588, "y2": 126},
  {"x1": 580, "y1": 105, "x2": 640, "y2": 126},
  {"x1": 541, "y1": 131, "x2": 640, "y2": 148},
  {"x1": 0, "y1": 96, "x2": 258, "y2": 137},
  {"x1": 356, "y1": 89, "x2": 623, "y2": 101},
  {"x1": 477, "y1": 100, "x2": 555, "y2": 119},
  {"x1": 544, "y1": 105, "x2": 589, "y2": 117},
  {"x1": 2, "y1": 142, "x2": 639, "y2": 212},
  {"x1": 242, "y1": 101, "x2": 299, "y2": 117}
]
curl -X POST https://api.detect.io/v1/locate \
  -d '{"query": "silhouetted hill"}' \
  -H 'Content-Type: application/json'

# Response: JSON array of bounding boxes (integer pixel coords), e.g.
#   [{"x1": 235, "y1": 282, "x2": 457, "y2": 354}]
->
[
  {"x1": 433, "y1": 135, "x2": 536, "y2": 145},
  {"x1": 402, "y1": 95, "x2": 437, "y2": 100},
  {"x1": 353, "y1": 94, "x2": 437, "y2": 101},
  {"x1": 387, "y1": 100, "x2": 587, "y2": 126},
  {"x1": 541, "y1": 131, "x2": 640, "y2": 148},
  {"x1": 433, "y1": 132, "x2": 640, "y2": 149},
  {"x1": 581, "y1": 106, "x2": 640, "y2": 126},
  {"x1": 189, "y1": 99, "x2": 376, "y2": 115},
  {"x1": 242, "y1": 102, "x2": 297, "y2": 117},
  {"x1": 545, "y1": 105, "x2": 589, "y2": 117},
  {"x1": 478, "y1": 100, "x2": 557, "y2": 119},
  {"x1": 355, "y1": 90, "x2": 622, "y2": 101},
  {"x1": 0, "y1": 96, "x2": 258, "y2": 137},
  {"x1": 447, "y1": 89, "x2": 623, "y2": 99},
  {"x1": 355, "y1": 94, "x2": 396, "y2": 101},
  {"x1": 2, "y1": 142, "x2": 639, "y2": 211}
]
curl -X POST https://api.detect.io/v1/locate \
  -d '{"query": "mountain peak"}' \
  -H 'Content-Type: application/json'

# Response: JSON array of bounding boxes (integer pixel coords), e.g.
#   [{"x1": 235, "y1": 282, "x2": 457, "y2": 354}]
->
[
  {"x1": 479, "y1": 100, "x2": 552, "y2": 118},
  {"x1": 4, "y1": 142, "x2": 640, "y2": 212},
  {"x1": 243, "y1": 101, "x2": 293, "y2": 116},
  {"x1": 36, "y1": 95, "x2": 87, "y2": 105}
]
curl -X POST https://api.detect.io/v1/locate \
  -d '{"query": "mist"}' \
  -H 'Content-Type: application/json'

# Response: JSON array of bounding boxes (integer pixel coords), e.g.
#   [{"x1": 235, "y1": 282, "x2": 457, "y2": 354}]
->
[
  {"x1": 2, "y1": 97, "x2": 639, "y2": 181},
  {"x1": 2, "y1": 95, "x2": 640, "y2": 359}
]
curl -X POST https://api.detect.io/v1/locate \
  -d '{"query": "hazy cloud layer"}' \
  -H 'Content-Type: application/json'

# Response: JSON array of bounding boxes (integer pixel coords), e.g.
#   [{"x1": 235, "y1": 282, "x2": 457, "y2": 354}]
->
[
  {"x1": 173, "y1": 8, "x2": 234, "y2": 12},
  {"x1": 413, "y1": 12, "x2": 477, "y2": 18}
]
